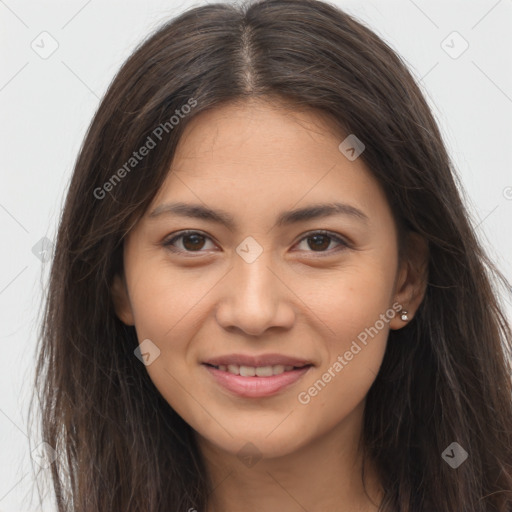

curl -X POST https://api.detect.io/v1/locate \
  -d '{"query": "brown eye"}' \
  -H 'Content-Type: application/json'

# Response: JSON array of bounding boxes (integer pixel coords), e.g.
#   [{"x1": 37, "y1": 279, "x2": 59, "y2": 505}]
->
[
  {"x1": 181, "y1": 233, "x2": 206, "y2": 251},
  {"x1": 295, "y1": 231, "x2": 349, "y2": 254},
  {"x1": 163, "y1": 229, "x2": 349, "y2": 257},
  {"x1": 306, "y1": 234, "x2": 331, "y2": 251},
  {"x1": 163, "y1": 231, "x2": 216, "y2": 254}
]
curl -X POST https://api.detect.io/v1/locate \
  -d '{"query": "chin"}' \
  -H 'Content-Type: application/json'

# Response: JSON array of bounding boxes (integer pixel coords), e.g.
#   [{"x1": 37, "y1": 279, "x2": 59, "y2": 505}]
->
[{"x1": 195, "y1": 422, "x2": 309, "y2": 462}]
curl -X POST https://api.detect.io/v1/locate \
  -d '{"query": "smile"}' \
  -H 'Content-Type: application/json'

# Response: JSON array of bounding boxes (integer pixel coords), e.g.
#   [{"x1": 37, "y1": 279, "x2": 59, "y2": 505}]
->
[
  {"x1": 203, "y1": 363, "x2": 312, "y2": 398},
  {"x1": 206, "y1": 363, "x2": 305, "y2": 376}
]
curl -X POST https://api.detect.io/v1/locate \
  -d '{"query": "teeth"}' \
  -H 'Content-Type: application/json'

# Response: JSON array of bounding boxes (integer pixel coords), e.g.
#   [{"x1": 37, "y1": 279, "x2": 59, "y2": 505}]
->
[
  {"x1": 256, "y1": 366, "x2": 274, "y2": 377},
  {"x1": 214, "y1": 364, "x2": 297, "y2": 376},
  {"x1": 240, "y1": 365, "x2": 256, "y2": 377},
  {"x1": 227, "y1": 364, "x2": 239, "y2": 374}
]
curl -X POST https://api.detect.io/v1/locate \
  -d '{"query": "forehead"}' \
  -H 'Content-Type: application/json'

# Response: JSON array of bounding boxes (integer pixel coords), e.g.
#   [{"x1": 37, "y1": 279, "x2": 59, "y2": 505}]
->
[
  {"x1": 145, "y1": 99, "x2": 390, "y2": 229},
  {"x1": 172, "y1": 98, "x2": 345, "y2": 173}
]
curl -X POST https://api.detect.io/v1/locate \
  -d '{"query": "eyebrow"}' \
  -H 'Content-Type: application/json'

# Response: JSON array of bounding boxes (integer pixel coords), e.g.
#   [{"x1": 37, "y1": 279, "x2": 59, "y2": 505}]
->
[{"x1": 148, "y1": 201, "x2": 369, "y2": 230}]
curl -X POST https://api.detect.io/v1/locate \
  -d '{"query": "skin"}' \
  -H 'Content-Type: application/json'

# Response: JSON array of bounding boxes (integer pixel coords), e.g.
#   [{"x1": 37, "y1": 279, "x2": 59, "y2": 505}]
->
[{"x1": 112, "y1": 98, "x2": 428, "y2": 512}]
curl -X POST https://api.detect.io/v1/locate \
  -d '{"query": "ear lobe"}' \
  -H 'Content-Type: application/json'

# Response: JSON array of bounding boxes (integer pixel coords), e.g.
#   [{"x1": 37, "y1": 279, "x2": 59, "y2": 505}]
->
[
  {"x1": 389, "y1": 232, "x2": 429, "y2": 330},
  {"x1": 111, "y1": 273, "x2": 135, "y2": 326}
]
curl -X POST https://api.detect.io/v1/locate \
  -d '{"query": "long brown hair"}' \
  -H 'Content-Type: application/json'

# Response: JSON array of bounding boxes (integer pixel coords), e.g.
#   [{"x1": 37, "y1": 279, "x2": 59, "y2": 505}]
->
[{"x1": 31, "y1": 0, "x2": 512, "y2": 510}]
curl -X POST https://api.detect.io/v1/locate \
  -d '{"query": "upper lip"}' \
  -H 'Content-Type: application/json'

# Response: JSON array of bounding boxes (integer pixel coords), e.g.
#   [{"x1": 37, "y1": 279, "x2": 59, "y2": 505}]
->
[{"x1": 203, "y1": 353, "x2": 314, "y2": 368}]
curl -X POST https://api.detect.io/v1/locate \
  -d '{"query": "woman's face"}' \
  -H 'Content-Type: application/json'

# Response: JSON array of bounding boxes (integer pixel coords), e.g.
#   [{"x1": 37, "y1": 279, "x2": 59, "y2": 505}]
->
[{"x1": 112, "y1": 99, "x2": 425, "y2": 460}]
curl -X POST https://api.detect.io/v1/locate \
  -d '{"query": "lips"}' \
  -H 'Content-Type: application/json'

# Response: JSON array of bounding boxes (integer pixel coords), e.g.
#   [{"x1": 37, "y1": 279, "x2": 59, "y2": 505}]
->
[{"x1": 202, "y1": 353, "x2": 314, "y2": 398}]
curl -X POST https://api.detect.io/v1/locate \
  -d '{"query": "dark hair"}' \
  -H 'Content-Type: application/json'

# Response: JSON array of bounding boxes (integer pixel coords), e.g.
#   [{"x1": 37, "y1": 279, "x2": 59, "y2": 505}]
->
[{"x1": 32, "y1": 0, "x2": 512, "y2": 510}]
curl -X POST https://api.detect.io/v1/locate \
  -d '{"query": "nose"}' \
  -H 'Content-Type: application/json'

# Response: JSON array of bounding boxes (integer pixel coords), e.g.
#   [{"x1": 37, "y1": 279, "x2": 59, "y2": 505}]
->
[{"x1": 214, "y1": 246, "x2": 295, "y2": 337}]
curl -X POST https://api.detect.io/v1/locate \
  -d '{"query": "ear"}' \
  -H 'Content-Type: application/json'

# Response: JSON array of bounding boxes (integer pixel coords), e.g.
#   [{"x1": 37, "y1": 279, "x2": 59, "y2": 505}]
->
[
  {"x1": 111, "y1": 272, "x2": 135, "y2": 326},
  {"x1": 389, "y1": 231, "x2": 429, "y2": 330}
]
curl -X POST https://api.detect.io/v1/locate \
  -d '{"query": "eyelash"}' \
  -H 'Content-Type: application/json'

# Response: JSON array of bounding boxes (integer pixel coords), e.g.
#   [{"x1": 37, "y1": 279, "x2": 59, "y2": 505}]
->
[{"x1": 162, "y1": 229, "x2": 350, "y2": 257}]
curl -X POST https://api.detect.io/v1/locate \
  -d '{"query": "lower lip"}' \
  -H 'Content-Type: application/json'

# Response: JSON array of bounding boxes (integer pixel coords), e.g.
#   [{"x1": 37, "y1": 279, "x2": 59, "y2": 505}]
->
[{"x1": 203, "y1": 364, "x2": 312, "y2": 398}]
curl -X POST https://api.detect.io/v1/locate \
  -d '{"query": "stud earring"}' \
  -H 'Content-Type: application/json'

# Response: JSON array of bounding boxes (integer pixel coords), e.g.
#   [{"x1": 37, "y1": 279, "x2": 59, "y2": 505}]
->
[{"x1": 400, "y1": 310, "x2": 409, "y2": 321}]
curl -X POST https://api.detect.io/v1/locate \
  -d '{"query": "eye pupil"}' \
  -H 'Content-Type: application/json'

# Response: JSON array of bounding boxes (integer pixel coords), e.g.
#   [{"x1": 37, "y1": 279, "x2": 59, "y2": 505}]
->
[
  {"x1": 183, "y1": 234, "x2": 205, "y2": 251},
  {"x1": 308, "y1": 235, "x2": 330, "y2": 251}
]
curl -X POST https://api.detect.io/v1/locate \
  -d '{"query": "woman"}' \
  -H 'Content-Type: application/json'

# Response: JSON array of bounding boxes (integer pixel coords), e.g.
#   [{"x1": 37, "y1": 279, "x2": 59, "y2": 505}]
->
[{"x1": 32, "y1": 0, "x2": 512, "y2": 510}]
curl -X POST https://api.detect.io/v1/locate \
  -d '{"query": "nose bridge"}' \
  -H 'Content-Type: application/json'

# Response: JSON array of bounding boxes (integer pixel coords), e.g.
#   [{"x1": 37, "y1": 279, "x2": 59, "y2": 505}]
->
[
  {"x1": 215, "y1": 235, "x2": 294, "y2": 334},
  {"x1": 233, "y1": 235, "x2": 278, "y2": 303}
]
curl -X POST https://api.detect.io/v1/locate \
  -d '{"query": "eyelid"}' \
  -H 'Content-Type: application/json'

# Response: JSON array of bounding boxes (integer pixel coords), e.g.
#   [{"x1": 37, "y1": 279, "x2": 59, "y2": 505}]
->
[
  {"x1": 293, "y1": 229, "x2": 351, "y2": 253},
  {"x1": 163, "y1": 230, "x2": 218, "y2": 255},
  {"x1": 162, "y1": 229, "x2": 352, "y2": 256}
]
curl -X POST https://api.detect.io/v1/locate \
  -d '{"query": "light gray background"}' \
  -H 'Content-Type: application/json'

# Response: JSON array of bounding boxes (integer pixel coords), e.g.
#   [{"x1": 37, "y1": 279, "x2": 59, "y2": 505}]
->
[{"x1": 1, "y1": 0, "x2": 511, "y2": 510}]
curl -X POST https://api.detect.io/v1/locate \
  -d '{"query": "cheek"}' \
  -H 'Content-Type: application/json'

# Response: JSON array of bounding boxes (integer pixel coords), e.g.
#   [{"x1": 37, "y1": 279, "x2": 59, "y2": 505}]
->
[
  {"x1": 124, "y1": 263, "x2": 213, "y2": 401},
  {"x1": 126, "y1": 262, "x2": 213, "y2": 344},
  {"x1": 310, "y1": 257, "x2": 396, "y2": 343},
  {"x1": 126, "y1": 269, "x2": 200, "y2": 420},
  {"x1": 296, "y1": 259, "x2": 395, "y2": 404},
  {"x1": 297, "y1": 302, "x2": 390, "y2": 422}
]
